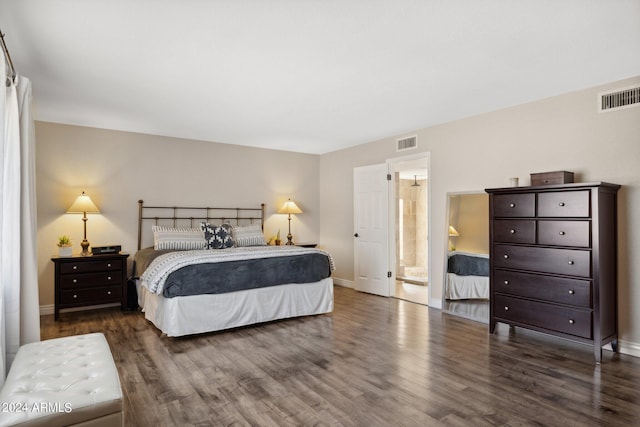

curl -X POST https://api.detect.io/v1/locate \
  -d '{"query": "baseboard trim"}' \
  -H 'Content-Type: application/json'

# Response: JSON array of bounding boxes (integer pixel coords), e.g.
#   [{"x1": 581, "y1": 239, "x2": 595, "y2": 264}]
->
[
  {"x1": 39, "y1": 303, "x2": 120, "y2": 317},
  {"x1": 618, "y1": 339, "x2": 640, "y2": 358},
  {"x1": 40, "y1": 304, "x2": 54, "y2": 316},
  {"x1": 332, "y1": 277, "x2": 354, "y2": 288}
]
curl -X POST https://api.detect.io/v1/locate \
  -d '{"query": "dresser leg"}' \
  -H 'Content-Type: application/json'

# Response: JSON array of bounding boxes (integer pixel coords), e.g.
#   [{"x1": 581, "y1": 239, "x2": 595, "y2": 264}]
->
[
  {"x1": 489, "y1": 319, "x2": 496, "y2": 333},
  {"x1": 594, "y1": 346, "x2": 602, "y2": 364},
  {"x1": 611, "y1": 339, "x2": 619, "y2": 353}
]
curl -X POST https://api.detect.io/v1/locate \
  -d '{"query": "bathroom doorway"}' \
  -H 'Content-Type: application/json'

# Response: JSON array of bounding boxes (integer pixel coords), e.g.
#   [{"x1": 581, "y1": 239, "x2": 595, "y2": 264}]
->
[{"x1": 390, "y1": 156, "x2": 429, "y2": 305}]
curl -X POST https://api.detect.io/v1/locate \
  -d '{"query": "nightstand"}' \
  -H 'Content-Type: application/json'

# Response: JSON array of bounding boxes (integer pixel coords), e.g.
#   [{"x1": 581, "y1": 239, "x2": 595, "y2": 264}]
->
[
  {"x1": 296, "y1": 243, "x2": 318, "y2": 248},
  {"x1": 51, "y1": 253, "x2": 129, "y2": 320}
]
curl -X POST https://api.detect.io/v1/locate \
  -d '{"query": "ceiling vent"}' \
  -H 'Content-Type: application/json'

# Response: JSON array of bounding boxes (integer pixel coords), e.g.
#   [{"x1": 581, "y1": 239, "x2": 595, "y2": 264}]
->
[
  {"x1": 396, "y1": 136, "x2": 417, "y2": 152},
  {"x1": 598, "y1": 85, "x2": 640, "y2": 113}
]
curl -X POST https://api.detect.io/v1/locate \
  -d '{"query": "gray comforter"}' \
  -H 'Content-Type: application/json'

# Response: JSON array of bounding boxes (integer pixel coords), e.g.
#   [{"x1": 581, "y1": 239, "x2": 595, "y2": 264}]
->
[{"x1": 134, "y1": 246, "x2": 333, "y2": 298}]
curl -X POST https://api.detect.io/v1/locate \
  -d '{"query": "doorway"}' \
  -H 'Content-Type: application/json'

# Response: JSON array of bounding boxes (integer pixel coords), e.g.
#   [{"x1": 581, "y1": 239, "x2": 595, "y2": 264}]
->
[{"x1": 389, "y1": 155, "x2": 429, "y2": 305}]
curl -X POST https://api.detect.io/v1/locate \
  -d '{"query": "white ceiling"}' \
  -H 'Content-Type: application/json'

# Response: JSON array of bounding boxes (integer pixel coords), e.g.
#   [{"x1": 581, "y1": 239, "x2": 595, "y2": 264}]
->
[{"x1": 2, "y1": 1, "x2": 639, "y2": 154}]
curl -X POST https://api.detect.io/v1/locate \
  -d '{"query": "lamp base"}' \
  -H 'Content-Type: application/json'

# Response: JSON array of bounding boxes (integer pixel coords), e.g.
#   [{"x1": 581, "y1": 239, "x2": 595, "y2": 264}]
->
[
  {"x1": 80, "y1": 240, "x2": 91, "y2": 256},
  {"x1": 286, "y1": 233, "x2": 294, "y2": 245}
]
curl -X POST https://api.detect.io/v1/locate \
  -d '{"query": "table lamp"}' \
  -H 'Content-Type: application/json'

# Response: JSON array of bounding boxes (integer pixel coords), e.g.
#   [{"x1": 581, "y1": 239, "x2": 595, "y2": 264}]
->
[
  {"x1": 67, "y1": 191, "x2": 100, "y2": 255},
  {"x1": 277, "y1": 198, "x2": 303, "y2": 245}
]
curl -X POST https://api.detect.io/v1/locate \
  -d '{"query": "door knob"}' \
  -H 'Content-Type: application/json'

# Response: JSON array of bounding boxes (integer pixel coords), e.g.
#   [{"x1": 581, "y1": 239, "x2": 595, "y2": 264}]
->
[{"x1": 354, "y1": 233, "x2": 359, "y2": 238}]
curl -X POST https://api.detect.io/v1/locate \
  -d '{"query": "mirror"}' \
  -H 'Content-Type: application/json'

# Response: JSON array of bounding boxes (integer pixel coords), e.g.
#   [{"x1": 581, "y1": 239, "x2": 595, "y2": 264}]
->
[{"x1": 443, "y1": 192, "x2": 490, "y2": 323}]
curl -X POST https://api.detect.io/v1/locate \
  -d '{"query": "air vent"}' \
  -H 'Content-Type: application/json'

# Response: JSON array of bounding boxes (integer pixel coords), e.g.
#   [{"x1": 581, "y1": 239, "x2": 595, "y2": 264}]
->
[
  {"x1": 396, "y1": 136, "x2": 417, "y2": 152},
  {"x1": 599, "y1": 85, "x2": 640, "y2": 113}
]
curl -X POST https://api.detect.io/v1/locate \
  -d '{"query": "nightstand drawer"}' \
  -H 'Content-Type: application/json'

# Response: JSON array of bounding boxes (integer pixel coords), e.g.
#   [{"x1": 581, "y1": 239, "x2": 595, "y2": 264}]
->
[
  {"x1": 493, "y1": 270, "x2": 591, "y2": 307},
  {"x1": 493, "y1": 220, "x2": 536, "y2": 244},
  {"x1": 537, "y1": 191, "x2": 590, "y2": 218},
  {"x1": 493, "y1": 193, "x2": 535, "y2": 217},
  {"x1": 538, "y1": 220, "x2": 591, "y2": 247},
  {"x1": 60, "y1": 259, "x2": 122, "y2": 274},
  {"x1": 494, "y1": 295, "x2": 592, "y2": 339},
  {"x1": 493, "y1": 244, "x2": 591, "y2": 277},
  {"x1": 60, "y1": 272, "x2": 122, "y2": 288},
  {"x1": 60, "y1": 286, "x2": 123, "y2": 305}
]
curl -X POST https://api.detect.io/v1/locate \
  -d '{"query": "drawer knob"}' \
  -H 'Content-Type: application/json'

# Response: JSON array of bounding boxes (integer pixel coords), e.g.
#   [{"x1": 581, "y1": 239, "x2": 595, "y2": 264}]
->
[
  {"x1": 72, "y1": 279, "x2": 77, "y2": 283},
  {"x1": 559, "y1": 202, "x2": 566, "y2": 207},
  {"x1": 504, "y1": 306, "x2": 509, "y2": 311},
  {"x1": 504, "y1": 280, "x2": 509, "y2": 285},
  {"x1": 568, "y1": 289, "x2": 575, "y2": 295},
  {"x1": 107, "y1": 276, "x2": 112, "y2": 280},
  {"x1": 107, "y1": 263, "x2": 112, "y2": 267},
  {"x1": 569, "y1": 319, "x2": 575, "y2": 324},
  {"x1": 568, "y1": 260, "x2": 575, "y2": 265},
  {"x1": 73, "y1": 294, "x2": 78, "y2": 299},
  {"x1": 509, "y1": 203, "x2": 516, "y2": 208},
  {"x1": 503, "y1": 254, "x2": 509, "y2": 259},
  {"x1": 559, "y1": 231, "x2": 566, "y2": 235},
  {"x1": 510, "y1": 229, "x2": 516, "y2": 234},
  {"x1": 72, "y1": 265, "x2": 78, "y2": 270},
  {"x1": 107, "y1": 291, "x2": 111, "y2": 295}
]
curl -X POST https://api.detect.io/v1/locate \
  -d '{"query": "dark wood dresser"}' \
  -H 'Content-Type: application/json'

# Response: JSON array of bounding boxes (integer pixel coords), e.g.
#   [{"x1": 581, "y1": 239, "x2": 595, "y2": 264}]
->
[
  {"x1": 485, "y1": 182, "x2": 620, "y2": 362},
  {"x1": 51, "y1": 253, "x2": 129, "y2": 320}
]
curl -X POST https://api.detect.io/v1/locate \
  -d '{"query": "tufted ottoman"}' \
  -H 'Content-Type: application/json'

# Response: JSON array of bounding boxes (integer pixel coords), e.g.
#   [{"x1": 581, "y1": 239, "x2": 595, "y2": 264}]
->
[{"x1": 0, "y1": 333, "x2": 123, "y2": 427}]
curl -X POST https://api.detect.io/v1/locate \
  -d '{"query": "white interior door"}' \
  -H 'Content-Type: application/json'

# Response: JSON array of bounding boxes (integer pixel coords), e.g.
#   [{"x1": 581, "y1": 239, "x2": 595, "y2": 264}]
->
[{"x1": 354, "y1": 164, "x2": 390, "y2": 296}]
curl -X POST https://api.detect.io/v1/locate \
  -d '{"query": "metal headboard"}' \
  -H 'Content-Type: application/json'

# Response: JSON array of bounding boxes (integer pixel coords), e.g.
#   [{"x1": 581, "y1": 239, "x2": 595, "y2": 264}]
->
[{"x1": 137, "y1": 200, "x2": 265, "y2": 250}]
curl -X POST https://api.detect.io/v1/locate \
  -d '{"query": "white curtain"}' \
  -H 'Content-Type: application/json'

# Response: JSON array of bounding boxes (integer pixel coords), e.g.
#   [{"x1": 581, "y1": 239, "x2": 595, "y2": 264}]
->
[{"x1": 1, "y1": 57, "x2": 40, "y2": 385}]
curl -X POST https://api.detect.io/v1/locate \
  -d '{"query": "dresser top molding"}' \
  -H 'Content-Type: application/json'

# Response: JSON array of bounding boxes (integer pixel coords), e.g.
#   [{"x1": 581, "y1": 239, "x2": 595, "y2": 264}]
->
[{"x1": 486, "y1": 181, "x2": 621, "y2": 194}]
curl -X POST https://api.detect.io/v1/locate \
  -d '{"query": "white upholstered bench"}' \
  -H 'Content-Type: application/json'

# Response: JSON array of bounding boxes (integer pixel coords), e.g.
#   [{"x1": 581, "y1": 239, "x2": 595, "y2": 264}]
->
[{"x1": 0, "y1": 333, "x2": 123, "y2": 427}]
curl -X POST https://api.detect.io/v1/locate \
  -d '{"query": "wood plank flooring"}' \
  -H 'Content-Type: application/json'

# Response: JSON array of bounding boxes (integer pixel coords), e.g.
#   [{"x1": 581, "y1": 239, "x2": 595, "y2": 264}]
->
[{"x1": 42, "y1": 286, "x2": 640, "y2": 426}]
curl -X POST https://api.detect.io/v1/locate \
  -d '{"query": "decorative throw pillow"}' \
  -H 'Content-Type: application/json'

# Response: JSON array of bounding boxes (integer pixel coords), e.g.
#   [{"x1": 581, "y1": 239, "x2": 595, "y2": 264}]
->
[
  {"x1": 232, "y1": 223, "x2": 267, "y2": 247},
  {"x1": 200, "y1": 222, "x2": 234, "y2": 249},
  {"x1": 152, "y1": 225, "x2": 205, "y2": 250}
]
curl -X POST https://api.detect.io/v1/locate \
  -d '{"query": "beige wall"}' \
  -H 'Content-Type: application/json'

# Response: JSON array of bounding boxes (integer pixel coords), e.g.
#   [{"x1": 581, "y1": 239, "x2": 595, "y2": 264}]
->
[
  {"x1": 448, "y1": 193, "x2": 489, "y2": 254},
  {"x1": 36, "y1": 122, "x2": 320, "y2": 307},
  {"x1": 319, "y1": 75, "x2": 640, "y2": 351}
]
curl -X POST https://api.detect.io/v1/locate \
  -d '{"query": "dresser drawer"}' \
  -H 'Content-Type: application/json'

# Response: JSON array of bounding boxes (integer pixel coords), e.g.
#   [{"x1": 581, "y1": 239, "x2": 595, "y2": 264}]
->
[
  {"x1": 494, "y1": 295, "x2": 592, "y2": 339},
  {"x1": 538, "y1": 220, "x2": 590, "y2": 247},
  {"x1": 60, "y1": 285, "x2": 122, "y2": 305},
  {"x1": 493, "y1": 270, "x2": 591, "y2": 307},
  {"x1": 537, "y1": 191, "x2": 590, "y2": 218},
  {"x1": 493, "y1": 193, "x2": 535, "y2": 217},
  {"x1": 493, "y1": 220, "x2": 536, "y2": 244},
  {"x1": 60, "y1": 259, "x2": 122, "y2": 274},
  {"x1": 493, "y1": 244, "x2": 591, "y2": 277},
  {"x1": 60, "y1": 271, "x2": 123, "y2": 288}
]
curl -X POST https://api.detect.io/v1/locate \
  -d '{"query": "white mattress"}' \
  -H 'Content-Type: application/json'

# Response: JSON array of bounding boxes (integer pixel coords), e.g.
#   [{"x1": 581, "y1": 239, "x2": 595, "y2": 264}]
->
[
  {"x1": 137, "y1": 278, "x2": 334, "y2": 337},
  {"x1": 445, "y1": 273, "x2": 489, "y2": 300}
]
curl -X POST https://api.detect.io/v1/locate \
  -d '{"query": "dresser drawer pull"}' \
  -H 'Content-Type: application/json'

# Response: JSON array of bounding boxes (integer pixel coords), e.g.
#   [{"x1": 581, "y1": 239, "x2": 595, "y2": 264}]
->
[
  {"x1": 509, "y1": 203, "x2": 516, "y2": 208},
  {"x1": 559, "y1": 202, "x2": 566, "y2": 207},
  {"x1": 569, "y1": 319, "x2": 575, "y2": 324},
  {"x1": 503, "y1": 254, "x2": 509, "y2": 259},
  {"x1": 72, "y1": 279, "x2": 77, "y2": 283},
  {"x1": 107, "y1": 263, "x2": 112, "y2": 268},
  {"x1": 73, "y1": 265, "x2": 78, "y2": 270},
  {"x1": 107, "y1": 276, "x2": 112, "y2": 280},
  {"x1": 504, "y1": 306, "x2": 509, "y2": 311},
  {"x1": 568, "y1": 260, "x2": 575, "y2": 265},
  {"x1": 559, "y1": 231, "x2": 566, "y2": 235},
  {"x1": 504, "y1": 280, "x2": 509, "y2": 285},
  {"x1": 510, "y1": 229, "x2": 516, "y2": 234},
  {"x1": 107, "y1": 291, "x2": 112, "y2": 295},
  {"x1": 73, "y1": 294, "x2": 78, "y2": 299},
  {"x1": 568, "y1": 290, "x2": 575, "y2": 295}
]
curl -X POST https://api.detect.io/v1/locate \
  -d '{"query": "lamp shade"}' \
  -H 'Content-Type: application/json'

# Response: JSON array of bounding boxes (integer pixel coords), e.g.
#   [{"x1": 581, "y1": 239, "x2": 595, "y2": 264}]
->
[
  {"x1": 67, "y1": 192, "x2": 100, "y2": 214},
  {"x1": 448, "y1": 225, "x2": 460, "y2": 237},
  {"x1": 277, "y1": 198, "x2": 302, "y2": 215}
]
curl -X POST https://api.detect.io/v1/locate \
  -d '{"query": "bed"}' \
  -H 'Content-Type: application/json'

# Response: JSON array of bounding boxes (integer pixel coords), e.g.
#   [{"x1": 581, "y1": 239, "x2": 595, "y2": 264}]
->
[
  {"x1": 132, "y1": 200, "x2": 334, "y2": 337},
  {"x1": 444, "y1": 251, "x2": 489, "y2": 300}
]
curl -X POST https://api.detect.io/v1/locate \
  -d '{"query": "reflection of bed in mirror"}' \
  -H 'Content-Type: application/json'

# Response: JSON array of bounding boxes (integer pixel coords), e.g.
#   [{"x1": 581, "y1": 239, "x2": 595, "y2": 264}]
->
[{"x1": 445, "y1": 251, "x2": 489, "y2": 300}]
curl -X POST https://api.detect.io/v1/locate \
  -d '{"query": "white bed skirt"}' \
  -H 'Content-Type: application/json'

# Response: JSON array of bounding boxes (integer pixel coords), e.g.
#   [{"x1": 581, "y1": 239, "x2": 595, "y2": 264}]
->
[
  {"x1": 445, "y1": 273, "x2": 489, "y2": 300},
  {"x1": 136, "y1": 278, "x2": 334, "y2": 337}
]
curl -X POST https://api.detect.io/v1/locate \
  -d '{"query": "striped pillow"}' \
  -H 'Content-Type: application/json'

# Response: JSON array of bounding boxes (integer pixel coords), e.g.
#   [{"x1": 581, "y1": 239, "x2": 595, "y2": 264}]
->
[
  {"x1": 232, "y1": 223, "x2": 266, "y2": 247},
  {"x1": 152, "y1": 225, "x2": 205, "y2": 250}
]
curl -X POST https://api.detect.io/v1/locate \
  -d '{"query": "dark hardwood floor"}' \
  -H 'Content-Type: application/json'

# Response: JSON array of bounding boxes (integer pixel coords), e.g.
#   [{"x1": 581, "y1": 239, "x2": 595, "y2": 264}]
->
[{"x1": 42, "y1": 286, "x2": 640, "y2": 426}]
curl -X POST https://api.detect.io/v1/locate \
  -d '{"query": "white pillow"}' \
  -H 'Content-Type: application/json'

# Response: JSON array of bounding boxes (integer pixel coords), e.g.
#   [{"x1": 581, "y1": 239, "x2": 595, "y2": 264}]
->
[
  {"x1": 232, "y1": 223, "x2": 266, "y2": 247},
  {"x1": 152, "y1": 225, "x2": 205, "y2": 250}
]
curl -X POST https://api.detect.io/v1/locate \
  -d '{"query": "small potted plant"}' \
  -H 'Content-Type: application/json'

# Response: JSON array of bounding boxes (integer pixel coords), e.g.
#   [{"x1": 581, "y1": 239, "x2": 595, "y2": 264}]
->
[{"x1": 57, "y1": 235, "x2": 73, "y2": 257}]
